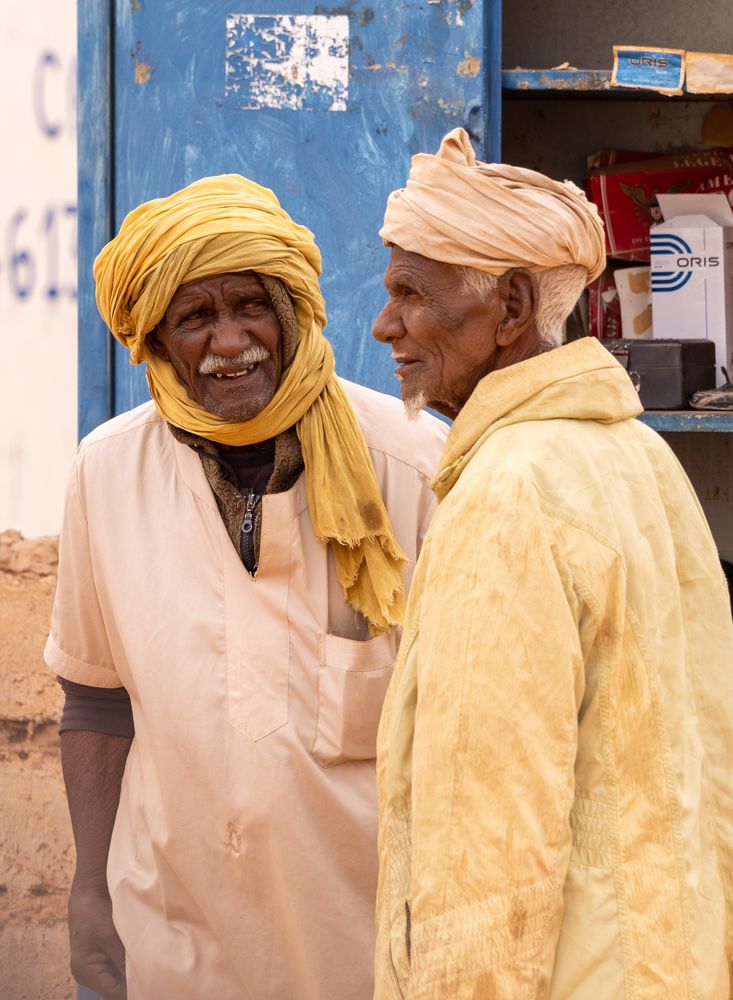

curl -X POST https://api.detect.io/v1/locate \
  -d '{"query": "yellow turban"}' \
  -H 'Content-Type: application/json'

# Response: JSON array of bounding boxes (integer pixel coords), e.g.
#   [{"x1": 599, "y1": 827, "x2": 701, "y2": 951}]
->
[
  {"x1": 380, "y1": 128, "x2": 606, "y2": 284},
  {"x1": 94, "y1": 174, "x2": 406, "y2": 633}
]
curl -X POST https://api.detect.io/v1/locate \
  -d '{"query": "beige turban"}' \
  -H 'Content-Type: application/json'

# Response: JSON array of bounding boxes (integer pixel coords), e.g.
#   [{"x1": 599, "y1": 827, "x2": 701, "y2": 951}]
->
[{"x1": 380, "y1": 128, "x2": 606, "y2": 284}]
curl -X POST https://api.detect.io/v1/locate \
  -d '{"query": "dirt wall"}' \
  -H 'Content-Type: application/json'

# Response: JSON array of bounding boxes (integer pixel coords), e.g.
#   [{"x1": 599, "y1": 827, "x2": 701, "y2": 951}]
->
[{"x1": 0, "y1": 531, "x2": 75, "y2": 1000}]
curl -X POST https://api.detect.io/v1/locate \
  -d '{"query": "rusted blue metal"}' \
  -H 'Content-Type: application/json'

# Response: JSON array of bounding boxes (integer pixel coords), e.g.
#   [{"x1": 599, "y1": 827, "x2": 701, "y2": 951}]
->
[
  {"x1": 78, "y1": 0, "x2": 500, "y2": 426},
  {"x1": 503, "y1": 69, "x2": 614, "y2": 92},
  {"x1": 77, "y1": 0, "x2": 114, "y2": 438},
  {"x1": 639, "y1": 410, "x2": 733, "y2": 432}
]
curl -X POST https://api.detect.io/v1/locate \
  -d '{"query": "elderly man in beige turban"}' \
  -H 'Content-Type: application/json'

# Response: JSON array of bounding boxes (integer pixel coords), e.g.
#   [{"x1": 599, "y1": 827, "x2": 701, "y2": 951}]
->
[
  {"x1": 371, "y1": 130, "x2": 733, "y2": 999},
  {"x1": 46, "y1": 174, "x2": 447, "y2": 1000}
]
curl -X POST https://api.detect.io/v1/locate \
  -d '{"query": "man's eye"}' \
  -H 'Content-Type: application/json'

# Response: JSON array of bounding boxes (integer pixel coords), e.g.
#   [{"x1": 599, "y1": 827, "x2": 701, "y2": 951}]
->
[
  {"x1": 180, "y1": 308, "x2": 207, "y2": 323},
  {"x1": 237, "y1": 298, "x2": 268, "y2": 312}
]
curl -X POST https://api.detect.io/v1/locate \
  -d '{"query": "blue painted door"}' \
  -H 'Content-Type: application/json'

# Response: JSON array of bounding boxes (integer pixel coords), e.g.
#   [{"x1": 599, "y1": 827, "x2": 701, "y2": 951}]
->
[{"x1": 78, "y1": 0, "x2": 501, "y2": 434}]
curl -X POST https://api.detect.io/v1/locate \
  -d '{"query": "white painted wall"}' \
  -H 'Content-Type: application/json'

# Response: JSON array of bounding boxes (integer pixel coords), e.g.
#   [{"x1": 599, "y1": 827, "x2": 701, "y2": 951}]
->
[{"x1": 1, "y1": 0, "x2": 77, "y2": 537}]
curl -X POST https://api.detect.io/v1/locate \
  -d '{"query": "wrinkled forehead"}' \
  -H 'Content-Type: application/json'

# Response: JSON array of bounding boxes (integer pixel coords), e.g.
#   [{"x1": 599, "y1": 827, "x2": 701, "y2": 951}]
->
[
  {"x1": 168, "y1": 270, "x2": 265, "y2": 301},
  {"x1": 383, "y1": 245, "x2": 467, "y2": 292}
]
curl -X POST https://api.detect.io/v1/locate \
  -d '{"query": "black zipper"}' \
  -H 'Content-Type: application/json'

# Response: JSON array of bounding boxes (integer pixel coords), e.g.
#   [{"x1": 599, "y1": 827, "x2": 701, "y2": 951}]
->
[{"x1": 240, "y1": 492, "x2": 260, "y2": 576}]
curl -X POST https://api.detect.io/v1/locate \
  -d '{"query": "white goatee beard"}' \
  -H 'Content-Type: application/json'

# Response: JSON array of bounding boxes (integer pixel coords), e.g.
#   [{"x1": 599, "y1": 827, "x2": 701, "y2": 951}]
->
[
  {"x1": 198, "y1": 345, "x2": 269, "y2": 375},
  {"x1": 402, "y1": 389, "x2": 428, "y2": 421}
]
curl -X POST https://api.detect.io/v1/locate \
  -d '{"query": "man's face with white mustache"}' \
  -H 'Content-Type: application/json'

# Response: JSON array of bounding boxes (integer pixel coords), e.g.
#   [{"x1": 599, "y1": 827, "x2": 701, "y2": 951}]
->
[{"x1": 149, "y1": 271, "x2": 283, "y2": 422}]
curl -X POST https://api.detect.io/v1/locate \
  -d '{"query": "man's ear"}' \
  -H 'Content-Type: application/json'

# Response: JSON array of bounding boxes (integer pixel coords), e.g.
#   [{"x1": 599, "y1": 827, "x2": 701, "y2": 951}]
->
[
  {"x1": 496, "y1": 268, "x2": 538, "y2": 347},
  {"x1": 146, "y1": 325, "x2": 170, "y2": 362}
]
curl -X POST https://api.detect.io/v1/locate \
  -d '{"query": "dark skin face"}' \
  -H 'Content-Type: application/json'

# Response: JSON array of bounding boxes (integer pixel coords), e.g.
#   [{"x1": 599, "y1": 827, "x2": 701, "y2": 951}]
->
[
  {"x1": 148, "y1": 271, "x2": 283, "y2": 423},
  {"x1": 371, "y1": 246, "x2": 542, "y2": 419}
]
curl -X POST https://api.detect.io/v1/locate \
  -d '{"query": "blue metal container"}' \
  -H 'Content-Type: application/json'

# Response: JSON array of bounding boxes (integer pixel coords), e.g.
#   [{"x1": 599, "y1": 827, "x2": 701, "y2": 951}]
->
[{"x1": 78, "y1": 0, "x2": 501, "y2": 435}]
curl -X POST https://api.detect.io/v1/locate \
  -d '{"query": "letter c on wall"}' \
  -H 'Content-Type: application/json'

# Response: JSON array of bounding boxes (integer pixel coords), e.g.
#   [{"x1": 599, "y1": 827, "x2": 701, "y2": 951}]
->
[{"x1": 33, "y1": 51, "x2": 62, "y2": 138}]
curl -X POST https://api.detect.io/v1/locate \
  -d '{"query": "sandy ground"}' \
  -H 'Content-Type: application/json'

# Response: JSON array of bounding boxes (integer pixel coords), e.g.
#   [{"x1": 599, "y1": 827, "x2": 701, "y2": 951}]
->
[{"x1": 0, "y1": 532, "x2": 75, "y2": 1000}]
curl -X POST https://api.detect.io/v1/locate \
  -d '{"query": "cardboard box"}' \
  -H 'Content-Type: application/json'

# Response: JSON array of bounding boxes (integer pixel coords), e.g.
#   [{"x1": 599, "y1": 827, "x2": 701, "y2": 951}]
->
[
  {"x1": 588, "y1": 268, "x2": 622, "y2": 339},
  {"x1": 650, "y1": 192, "x2": 733, "y2": 371},
  {"x1": 686, "y1": 51, "x2": 733, "y2": 94},
  {"x1": 587, "y1": 150, "x2": 733, "y2": 261},
  {"x1": 611, "y1": 45, "x2": 685, "y2": 96},
  {"x1": 586, "y1": 149, "x2": 665, "y2": 172},
  {"x1": 614, "y1": 266, "x2": 652, "y2": 338}
]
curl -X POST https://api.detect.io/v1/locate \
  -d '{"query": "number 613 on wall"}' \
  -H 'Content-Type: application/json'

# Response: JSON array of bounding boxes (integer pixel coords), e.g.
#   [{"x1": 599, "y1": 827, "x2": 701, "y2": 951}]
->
[{"x1": 3, "y1": 203, "x2": 77, "y2": 302}]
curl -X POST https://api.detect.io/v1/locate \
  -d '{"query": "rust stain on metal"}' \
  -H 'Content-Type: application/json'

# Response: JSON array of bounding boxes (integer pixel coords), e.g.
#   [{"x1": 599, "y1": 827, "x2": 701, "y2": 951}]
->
[
  {"x1": 543, "y1": 70, "x2": 609, "y2": 91},
  {"x1": 457, "y1": 52, "x2": 480, "y2": 77},
  {"x1": 130, "y1": 0, "x2": 141, "y2": 11},
  {"x1": 367, "y1": 61, "x2": 408, "y2": 72},
  {"x1": 556, "y1": 74, "x2": 607, "y2": 91},
  {"x1": 131, "y1": 41, "x2": 153, "y2": 85},
  {"x1": 134, "y1": 58, "x2": 152, "y2": 85}
]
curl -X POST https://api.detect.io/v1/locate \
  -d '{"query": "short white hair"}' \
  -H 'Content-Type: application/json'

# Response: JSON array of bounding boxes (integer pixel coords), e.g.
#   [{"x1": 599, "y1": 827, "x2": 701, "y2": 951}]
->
[{"x1": 456, "y1": 263, "x2": 587, "y2": 349}]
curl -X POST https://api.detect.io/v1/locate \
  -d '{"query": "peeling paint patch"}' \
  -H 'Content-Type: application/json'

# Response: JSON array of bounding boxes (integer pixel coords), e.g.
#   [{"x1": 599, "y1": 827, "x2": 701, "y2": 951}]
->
[
  {"x1": 426, "y1": 0, "x2": 475, "y2": 27},
  {"x1": 131, "y1": 42, "x2": 152, "y2": 85},
  {"x1": 457, "y1": 53, "x2": 480, "y2": 77},
  {"x1": 225, "y1": 14, "x2": 349, "y2": 111},
  {"x1": 134, "y1": 60, "x2": 152, "y2": 85}
]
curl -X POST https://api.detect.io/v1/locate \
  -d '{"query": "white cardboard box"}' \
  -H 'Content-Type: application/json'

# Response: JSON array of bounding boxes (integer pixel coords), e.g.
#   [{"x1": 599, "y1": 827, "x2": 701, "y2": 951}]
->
[{"x1": 650, "y1": 192, "x2": 733, "y2": 373}]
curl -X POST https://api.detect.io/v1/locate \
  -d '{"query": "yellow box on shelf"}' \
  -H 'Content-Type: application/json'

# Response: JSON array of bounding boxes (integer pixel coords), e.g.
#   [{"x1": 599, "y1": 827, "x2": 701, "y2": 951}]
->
[{"x1": 687, "y1": 51, "x2": 733, "y2": 95}]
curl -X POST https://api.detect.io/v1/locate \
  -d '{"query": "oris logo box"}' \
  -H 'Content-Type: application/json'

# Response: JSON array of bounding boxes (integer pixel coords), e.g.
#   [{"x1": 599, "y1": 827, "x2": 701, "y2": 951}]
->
[{"x1": 650, "y1": 192, "x2": 733, "y2": 372}]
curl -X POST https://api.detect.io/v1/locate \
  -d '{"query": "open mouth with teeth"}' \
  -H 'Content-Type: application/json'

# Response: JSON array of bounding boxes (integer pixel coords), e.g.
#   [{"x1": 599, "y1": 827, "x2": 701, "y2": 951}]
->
[{"x1": 212, "y1": 364, "x2": 259, "y2": 380}]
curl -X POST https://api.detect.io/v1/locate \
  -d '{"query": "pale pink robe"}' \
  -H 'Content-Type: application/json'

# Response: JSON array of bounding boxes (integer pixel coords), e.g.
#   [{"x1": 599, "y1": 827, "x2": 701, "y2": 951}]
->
[{"x1": 46, "y1": 379, "x2": 447, "y2": 1000}]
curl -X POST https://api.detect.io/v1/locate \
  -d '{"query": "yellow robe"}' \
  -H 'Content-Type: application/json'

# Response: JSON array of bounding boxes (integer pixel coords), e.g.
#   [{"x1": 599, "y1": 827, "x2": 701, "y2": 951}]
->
[{"x1": 375, "y1": 337, "x2": 733, "y2": 999}]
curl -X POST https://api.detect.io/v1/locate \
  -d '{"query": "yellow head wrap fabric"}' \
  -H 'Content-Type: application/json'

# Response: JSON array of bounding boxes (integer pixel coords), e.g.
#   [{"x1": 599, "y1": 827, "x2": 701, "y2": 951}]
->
[
  {"x1": 380, "y1": 127, "x2": 606, "y2": 284},
  {"x1": 93, "y1": 174, "x2": 406, "y2": 633}
]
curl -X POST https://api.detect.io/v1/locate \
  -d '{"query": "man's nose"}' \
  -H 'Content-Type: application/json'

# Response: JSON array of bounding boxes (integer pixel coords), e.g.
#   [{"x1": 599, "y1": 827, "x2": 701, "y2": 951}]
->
[
  {"x1": 371, "y1": 299, "x2": 403, "y2": 344},
  {"x1": 211, "y1": 312, "x2": 254, "y2": 355}
]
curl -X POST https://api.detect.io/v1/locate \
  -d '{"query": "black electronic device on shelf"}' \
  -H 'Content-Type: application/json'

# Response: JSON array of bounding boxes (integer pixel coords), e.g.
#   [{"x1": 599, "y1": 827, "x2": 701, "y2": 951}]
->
[{"x1": 601, "y1": 338, "x2": 717, "y2": 409}]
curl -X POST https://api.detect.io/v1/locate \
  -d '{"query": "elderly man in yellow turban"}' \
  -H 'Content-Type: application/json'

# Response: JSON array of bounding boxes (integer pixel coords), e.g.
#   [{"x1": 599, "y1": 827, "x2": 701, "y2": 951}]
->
[
  {"x1": 372, "y1": 130, "x2": 733, "y2": 999},
  {"x1": 46, "y1": 175, "x2": 447, "y2": 1000}
]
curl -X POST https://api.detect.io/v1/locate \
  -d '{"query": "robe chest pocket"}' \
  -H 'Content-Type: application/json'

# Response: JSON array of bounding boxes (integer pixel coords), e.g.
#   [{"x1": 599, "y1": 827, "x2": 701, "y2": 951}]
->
[{"x1": 312, "y1": 631, "x2": 395, "y2": 768}]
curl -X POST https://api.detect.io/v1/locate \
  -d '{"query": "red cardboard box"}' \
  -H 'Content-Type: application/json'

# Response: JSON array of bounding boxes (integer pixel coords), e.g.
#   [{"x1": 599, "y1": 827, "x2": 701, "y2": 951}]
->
[
  {"x1": 586, "y1": 149, "x2": 665, "y2": 171},
  {"x1": 588, "y1": 268, "x2": 622, "y2": 339},
  {"x1": 587, "y1": 150, "x2": 733, "y2": 261}
]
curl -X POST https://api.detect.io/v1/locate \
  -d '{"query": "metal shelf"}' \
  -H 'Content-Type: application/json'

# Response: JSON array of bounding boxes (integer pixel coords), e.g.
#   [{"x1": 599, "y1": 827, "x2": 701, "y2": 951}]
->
[
  {"x1": 638, "y1": 411, "x2": 733, "y2": 432},
  {"x1": 502, "y1": 69, "x2": 728, "y2": 100},
  {"x1": 499, "y1": 69, "x2": 733, "y2": 432},
  {"x1": 503, "y1": 69, "x2": 613, "y2": 92}
]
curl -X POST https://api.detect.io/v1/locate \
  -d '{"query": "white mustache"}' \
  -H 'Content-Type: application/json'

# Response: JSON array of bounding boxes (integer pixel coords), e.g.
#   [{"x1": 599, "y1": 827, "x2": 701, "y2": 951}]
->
[{"x1": 198, "y1": 345, "x2": 269, "y2": 375}]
